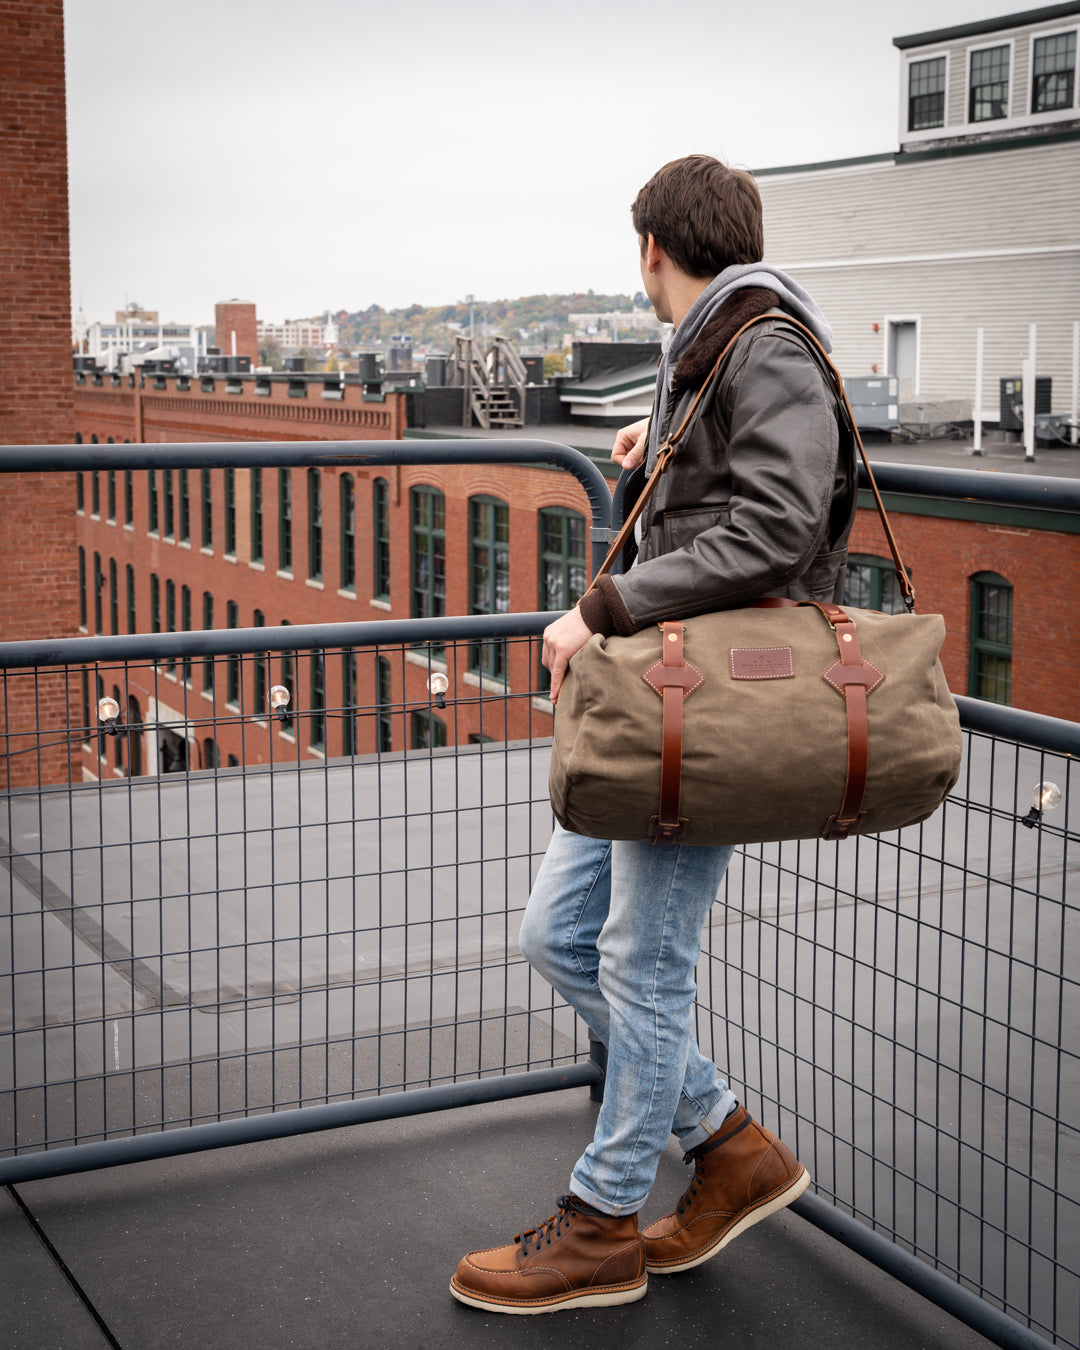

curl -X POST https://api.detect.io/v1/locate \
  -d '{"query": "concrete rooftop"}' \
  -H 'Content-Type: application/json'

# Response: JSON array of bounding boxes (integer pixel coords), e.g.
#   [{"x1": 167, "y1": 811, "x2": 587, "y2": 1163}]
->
[{"x1": 3, "y1": 1088, "x2": 1001, "y2": 1350}]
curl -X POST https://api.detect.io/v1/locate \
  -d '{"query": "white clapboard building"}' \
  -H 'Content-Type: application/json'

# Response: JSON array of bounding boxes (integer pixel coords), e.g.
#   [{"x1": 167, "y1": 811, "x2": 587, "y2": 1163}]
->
[{"x1": 755, "y1": 3, "x2": 1079, "y2": 433}]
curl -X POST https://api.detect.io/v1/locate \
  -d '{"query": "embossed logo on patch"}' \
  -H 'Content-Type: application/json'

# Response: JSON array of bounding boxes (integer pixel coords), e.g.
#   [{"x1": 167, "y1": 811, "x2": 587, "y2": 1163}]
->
[{"x1": 729, "y1": 646, "x2": 795, "y2": 680}]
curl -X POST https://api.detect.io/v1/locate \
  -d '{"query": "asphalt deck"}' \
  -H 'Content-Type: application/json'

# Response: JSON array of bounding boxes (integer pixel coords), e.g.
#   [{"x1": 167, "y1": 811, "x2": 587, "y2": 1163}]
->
[{"x1": 2, "y1": 1089, "x2": 1000, "y2": 1350}]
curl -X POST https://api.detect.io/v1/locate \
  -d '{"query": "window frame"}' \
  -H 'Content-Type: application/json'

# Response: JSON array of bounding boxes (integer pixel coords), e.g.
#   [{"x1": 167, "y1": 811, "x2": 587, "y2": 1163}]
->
[
  {"x1": 200, "y1": 469, "x2": 213, "y2": 550},
  {"x1": 843, "y1": 554, "x2": 910, "y2": 615},
  {"x1": 250, "y1": 467, "x2": 264, "y2": 564},
  {"x1": 278, "y1": 468, "x2": 293, "y2": 574},
  {"x1": 373, "y1": 477, "x2": 391, "y2": 602},
  {"x1": 339, "y1": 473, "x2": 356, "y2": 592},
  {"x1": 410, "y1": 485, "x2": 446, "y2": 620},
  {"x1": 226, "y1": 600, "x2": 241, "y2": 708},
  {"x1": 967, "y1": 40, "x2": 1012, "y2": 124},
  {"x1": 1031, "y1": 27, "x2": 1078, "y2": 114},
  {"x1": 307, "y1": 468, "x2": 323, "y2": 582},
  {"x1": 908, "y1": 54, "x2": 947, "y2": 131},
  {"x1": 969, "y1": 571, "x2": 1013, "y2": 705},
  {"x1": 224, "y1": 468, "x2": 237, "y2": 557}
]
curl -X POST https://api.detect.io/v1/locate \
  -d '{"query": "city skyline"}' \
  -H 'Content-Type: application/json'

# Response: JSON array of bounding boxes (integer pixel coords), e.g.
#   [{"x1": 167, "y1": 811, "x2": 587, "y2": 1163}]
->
[{"x1": 65, "y1": 0, "x2": 1000, "y2": 325}]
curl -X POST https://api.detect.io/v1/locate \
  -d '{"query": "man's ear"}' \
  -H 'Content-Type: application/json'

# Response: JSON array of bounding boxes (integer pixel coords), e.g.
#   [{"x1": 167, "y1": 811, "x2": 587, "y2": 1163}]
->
[{"x1": 643, "y1": 233, "x2": 664, "y2": 273}]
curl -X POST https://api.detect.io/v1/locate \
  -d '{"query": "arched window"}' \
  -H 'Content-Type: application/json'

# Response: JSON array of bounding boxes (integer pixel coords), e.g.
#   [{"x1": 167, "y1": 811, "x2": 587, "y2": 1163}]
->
[
  {"x1": 410, "y1": 486, "x2": 445, "y2": 619},
  {"x1": 339, "y1": 474, "x2": 356, "y2": 592},
  {"x1": 538, "y1": 507, "x2": 587, "y2": 691},
  {"x1": 78, "y1": 547, "x2": 87, "y2": 629},
  {"x1": 342, "y1": 648, "x2": 357, "y2": 754},
  {"x1": 112, "y1": 685, "x2": 124, "y2": 771},
  {"x1": 226, "y1": 600, "x2": 240, "y2": 707},
  {"x1": 373, "y1": 477, "x2": 390, "y2": 601},
  {"x1": 109, "y1": 558, "x2": 119, "y2": 635},
  {"x1": 377, "y1": 655, "x2": 393, "y2": 753},
  {"x1": 309, "y1": 650, "x2": 325, "y2": 750},
  {"x1": 253, "y1": 610, "x2": 267, "y2": 717},
  {"x1": 127, "y1": 697, "x2": 144, "y2": 776},
  {"x1": 469, "y1": 495, "x2": 510, "y2": 680},
  {"x1": 278, "y1": 468, "x2": 292, "y2": 572},
  {"x1": 250, "y1": 467, "x2": 263, "y2": 563},
  {"x1": 844, "y1": 554, "x2": 908, "y2": 614},
  {"x1": 307, "y1": 468, "x2": 322, "y2": 581},
  {"x1": 969, "y1": 572, "x2": 1013, "y2": 704}
]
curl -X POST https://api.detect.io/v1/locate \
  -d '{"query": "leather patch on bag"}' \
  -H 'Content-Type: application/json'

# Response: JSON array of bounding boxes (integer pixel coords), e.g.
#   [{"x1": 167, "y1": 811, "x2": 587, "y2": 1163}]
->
[{"x1": 729, "y1": 646, "x2": 795, "y2": 680}]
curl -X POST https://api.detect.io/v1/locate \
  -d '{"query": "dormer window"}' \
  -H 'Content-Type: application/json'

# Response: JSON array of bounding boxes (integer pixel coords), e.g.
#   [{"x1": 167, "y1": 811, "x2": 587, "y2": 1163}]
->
[
  {"x1": 969, "y1": 44, "x2": 1010, "y2": 122},
  {"x1": 909, "y1": 56, "x2": 946, "y2": 130},
  {"x1": 1032, "y1": 31, "x2": 1076, "y2": 112}
]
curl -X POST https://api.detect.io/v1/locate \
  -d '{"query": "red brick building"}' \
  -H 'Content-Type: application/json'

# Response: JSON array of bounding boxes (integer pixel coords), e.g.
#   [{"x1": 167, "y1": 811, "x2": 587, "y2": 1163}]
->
[
  {"x1": 70, "y1": 358, "x2": 1080, "y2": 784},
  {"x1": 71, "y1": 371, "x2": 593, "y2": 778},
  {"x1": 0, "y1": 0, "x2": 79, "y2": 789}
]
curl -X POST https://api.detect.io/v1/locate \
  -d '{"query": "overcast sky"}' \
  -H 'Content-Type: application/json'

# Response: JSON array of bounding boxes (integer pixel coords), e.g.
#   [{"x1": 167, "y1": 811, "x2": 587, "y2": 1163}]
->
[{"x1": 65, "y1": 0, "x2": 999, "y2": 326}]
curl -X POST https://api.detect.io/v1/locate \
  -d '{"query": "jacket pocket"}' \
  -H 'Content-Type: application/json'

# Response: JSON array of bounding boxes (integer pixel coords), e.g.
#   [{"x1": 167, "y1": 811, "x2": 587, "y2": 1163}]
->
[
  {"x1": 660, "y1": 504, "x2": 730, "y2": 553},
  {"x1": 801, "y1": 547, "x2": 848, "y2": 601}
]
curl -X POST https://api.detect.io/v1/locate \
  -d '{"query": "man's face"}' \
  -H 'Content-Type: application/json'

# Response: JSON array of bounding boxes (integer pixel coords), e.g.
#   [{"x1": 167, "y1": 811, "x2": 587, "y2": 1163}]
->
[{"x1": 638, "y1": 235, "x2": 671, "y2": 325}]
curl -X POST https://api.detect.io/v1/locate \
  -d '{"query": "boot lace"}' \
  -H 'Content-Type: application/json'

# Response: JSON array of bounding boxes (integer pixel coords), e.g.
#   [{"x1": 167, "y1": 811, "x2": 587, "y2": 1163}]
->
[
  {"x1": 516, "y1": 1194, "x2": 583, "y2": 1257},
  {"x1": 676, "y1": 1155, "x2": 706, "y2": 1217}
]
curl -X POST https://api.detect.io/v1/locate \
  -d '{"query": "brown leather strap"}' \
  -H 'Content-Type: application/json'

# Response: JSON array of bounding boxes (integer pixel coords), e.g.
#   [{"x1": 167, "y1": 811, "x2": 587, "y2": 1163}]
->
[
  {"x1": 808, "y1": 602, "x2": 885, "y2": 840},
  {"x1": 642, "y1": 623, "x2": 703, "y2": 844}
]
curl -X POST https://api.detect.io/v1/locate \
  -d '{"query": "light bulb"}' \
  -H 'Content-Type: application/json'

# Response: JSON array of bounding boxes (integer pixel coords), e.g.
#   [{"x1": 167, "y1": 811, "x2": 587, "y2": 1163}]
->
[
  {"x1": 269, "y1": 685, "x2": 290, "y2": 711},
  {"x1": 97, "y1": 696, "x2": 120, "y2": 723},
  {"x1": 1032, "y1": 782, "x2": 1062, "y2": 812},
  {"x1": 427, "y1": 671, "x2": 449, "y2": 708}
]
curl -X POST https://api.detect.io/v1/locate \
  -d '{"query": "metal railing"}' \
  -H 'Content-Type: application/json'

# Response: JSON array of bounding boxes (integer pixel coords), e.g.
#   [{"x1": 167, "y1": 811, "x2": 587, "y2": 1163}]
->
[{"x1": 1, "y1": 442, "x2": 1078, "y2": 1349}]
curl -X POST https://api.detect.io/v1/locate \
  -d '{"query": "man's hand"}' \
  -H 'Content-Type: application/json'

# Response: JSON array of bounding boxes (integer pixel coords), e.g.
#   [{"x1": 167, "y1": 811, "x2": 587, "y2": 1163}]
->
[
  {"x1": 611, "y1": 417, "x2": 649, "y2": 471},
  {"x1": 542, "y1": 608, "x2": 594, "y2": 703}
]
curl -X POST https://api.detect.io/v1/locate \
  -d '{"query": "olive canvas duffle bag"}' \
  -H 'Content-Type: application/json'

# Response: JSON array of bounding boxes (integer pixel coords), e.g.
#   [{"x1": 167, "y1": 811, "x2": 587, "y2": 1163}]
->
[{"x1": 548, "y1": 316, "x2": 963, "y2": 846}]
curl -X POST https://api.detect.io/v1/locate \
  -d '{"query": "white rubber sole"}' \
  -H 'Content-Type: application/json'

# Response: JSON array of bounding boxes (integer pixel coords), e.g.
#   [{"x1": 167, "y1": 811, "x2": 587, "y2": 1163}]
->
[
  {"x1": 449, "y1": 1276, "x2": 648, "y2": 1314},
  {"x1": 646, "y1": 1167, "x2": 812, "y2": 1274}
]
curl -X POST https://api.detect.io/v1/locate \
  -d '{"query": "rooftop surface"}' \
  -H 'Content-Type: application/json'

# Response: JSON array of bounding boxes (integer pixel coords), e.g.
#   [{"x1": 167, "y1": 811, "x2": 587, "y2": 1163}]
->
[{"x1": 3, "y1": 1089, "x2": 999, "y2": 1350}]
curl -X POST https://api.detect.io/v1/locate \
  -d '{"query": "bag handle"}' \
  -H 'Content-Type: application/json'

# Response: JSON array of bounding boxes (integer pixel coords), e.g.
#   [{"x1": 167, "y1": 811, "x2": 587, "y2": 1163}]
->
[{"x1": 588, "y1": 313, "x2": 916, "y2": 611}]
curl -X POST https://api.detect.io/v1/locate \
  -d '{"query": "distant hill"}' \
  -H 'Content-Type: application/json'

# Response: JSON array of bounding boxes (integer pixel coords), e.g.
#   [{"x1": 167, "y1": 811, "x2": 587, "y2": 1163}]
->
[{"x1": 334, "y1": 292, "x2": 660, "y2": 350}]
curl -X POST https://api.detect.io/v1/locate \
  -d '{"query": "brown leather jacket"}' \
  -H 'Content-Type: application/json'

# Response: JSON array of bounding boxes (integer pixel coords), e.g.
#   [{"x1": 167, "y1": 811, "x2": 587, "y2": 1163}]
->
[{"x1": 586, "y1": 299, "x2": 858, "y2": 636}]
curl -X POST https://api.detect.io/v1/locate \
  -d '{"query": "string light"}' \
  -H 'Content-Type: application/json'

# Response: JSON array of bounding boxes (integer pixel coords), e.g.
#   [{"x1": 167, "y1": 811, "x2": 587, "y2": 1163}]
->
[{"x1": 1021, "y1": 781, "x2": 1062, "y2": 828}]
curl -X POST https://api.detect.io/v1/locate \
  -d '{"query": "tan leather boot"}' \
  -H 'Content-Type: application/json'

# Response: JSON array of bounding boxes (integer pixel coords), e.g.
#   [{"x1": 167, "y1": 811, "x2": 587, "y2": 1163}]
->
[
  {"x1": 643, "y1": 1105, "x2": 810, "y2": 1274},
  {"x1": 450, "y1": 1193, "x2": 647, "y2": 1314}
]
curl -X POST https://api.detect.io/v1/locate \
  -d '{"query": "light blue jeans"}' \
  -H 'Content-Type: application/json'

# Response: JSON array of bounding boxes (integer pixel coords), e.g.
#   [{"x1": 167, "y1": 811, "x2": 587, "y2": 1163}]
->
[{"x1": 519, "y1": 824, "x2": 738, "y2": 1216}]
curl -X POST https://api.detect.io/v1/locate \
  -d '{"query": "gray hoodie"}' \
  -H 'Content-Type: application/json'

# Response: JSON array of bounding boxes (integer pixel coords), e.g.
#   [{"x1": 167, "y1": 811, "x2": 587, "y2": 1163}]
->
[{"x1": 646, "y1": 263, "x2": 833, "y2": 473}]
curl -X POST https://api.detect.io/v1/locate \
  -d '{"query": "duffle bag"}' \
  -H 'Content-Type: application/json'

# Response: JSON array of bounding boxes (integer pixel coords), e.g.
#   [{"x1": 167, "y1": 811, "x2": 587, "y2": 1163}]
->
[
  {"x1": 549, "y1": 599, "x2": 962, "y2": 845},
  {"x1": 548, "y1": 315, "x2": 962, "y2": 847}
]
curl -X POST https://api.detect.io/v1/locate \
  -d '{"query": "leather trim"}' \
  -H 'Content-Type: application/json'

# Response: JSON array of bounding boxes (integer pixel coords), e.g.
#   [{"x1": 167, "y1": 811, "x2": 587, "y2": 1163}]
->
[
  {"x1": 807, "y1": 602, "x2": 882, "y2": 840},
  {"x1": 643, "y1": 623, "x2": 701, "y2": 843}
]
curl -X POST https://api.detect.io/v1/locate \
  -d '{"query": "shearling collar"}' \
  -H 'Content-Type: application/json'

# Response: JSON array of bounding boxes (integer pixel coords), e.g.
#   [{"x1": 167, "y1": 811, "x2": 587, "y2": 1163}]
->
[{"x1": 671, "y1": 287, "x2": 779, "y2": 390}]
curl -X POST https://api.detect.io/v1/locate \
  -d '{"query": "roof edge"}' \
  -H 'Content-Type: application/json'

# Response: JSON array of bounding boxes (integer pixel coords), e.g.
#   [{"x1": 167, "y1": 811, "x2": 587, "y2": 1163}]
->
[{"x1": 893, "y1": 2, "x2": 1080, "y2": 50}]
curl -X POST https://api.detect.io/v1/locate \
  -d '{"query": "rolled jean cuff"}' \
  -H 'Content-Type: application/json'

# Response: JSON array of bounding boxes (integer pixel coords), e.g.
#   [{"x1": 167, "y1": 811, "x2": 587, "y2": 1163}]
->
[
  {"x1": 569, "y1": 1176, "x2": 645, "y2": 1219},
  {"x1": 677, "y1": 1088, "x2": 739, "y2": 1153}
]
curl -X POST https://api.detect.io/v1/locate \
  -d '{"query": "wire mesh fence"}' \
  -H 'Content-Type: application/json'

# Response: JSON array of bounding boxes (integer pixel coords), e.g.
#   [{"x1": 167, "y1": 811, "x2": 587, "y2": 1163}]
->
[
  {"x1": 1, "y1": 631, "x2": 1076, "y2": 1344},
  {"x1": 1, "y1": 636, "x2": 580, "y2": 1148}
]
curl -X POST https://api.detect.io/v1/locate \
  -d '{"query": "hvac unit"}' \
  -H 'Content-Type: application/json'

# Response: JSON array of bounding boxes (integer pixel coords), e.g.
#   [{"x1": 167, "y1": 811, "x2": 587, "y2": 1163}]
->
[{"x1": 1000, "y1": 376, "x2": 1051, "y2": 431}]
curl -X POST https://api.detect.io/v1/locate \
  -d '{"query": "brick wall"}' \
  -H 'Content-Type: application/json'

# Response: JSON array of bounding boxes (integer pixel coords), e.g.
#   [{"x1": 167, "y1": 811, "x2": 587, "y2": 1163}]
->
[
  {"x1": 849, "y1": 507, "x2": 1080, "y2": 722},
  {"x1": 214, "y1": 301, "x2": 258, "y2": 364},
  {"x1": 74, "y1": 374, "x2": 407, "y2": 444},
  {"x1": 0, "y1": 0, "x2": 78, "y2": 788}
]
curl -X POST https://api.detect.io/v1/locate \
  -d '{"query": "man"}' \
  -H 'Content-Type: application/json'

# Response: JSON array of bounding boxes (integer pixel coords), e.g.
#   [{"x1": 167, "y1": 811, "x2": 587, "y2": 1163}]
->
[{"x1": 450, "y1": 154, "x2": 857, "y2": 1314}]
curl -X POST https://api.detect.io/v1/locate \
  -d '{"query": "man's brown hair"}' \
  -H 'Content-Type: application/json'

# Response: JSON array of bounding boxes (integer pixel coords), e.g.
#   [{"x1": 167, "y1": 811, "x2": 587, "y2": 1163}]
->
[{"x1": 632, "y1": 154, "x2": 763, "y2": 278}]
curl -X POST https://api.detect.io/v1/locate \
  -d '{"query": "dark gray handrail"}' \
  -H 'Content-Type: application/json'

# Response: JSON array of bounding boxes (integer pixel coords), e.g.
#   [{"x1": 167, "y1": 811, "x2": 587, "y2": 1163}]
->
[
  {"x1": 0, "y1": 437, "x2": 614, "y2": 567},
  {"x1": 5, "y1": 439, "x2": 1077, "y2": 514}
]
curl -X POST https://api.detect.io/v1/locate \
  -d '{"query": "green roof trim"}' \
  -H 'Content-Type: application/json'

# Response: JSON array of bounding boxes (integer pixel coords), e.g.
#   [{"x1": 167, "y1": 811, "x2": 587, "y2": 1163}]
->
[
  {"x1": 893, "y1": 2, "x2": 1080, "y2": 50},
  {"x1": 860, "y1": 489, "x2": 1080, "y2": 534}
]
